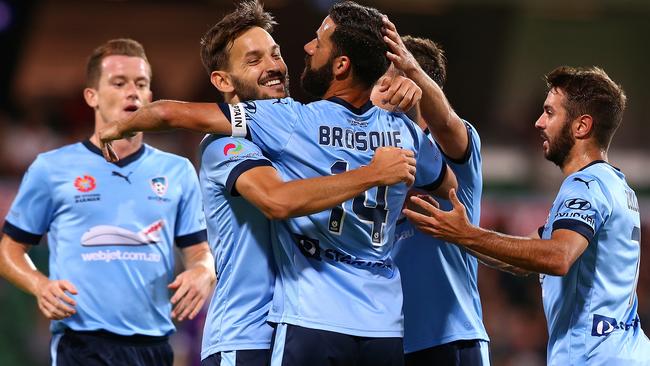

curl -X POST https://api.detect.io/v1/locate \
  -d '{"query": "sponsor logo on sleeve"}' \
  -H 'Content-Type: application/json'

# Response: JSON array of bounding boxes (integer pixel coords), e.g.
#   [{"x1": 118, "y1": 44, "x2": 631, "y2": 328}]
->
[
  {"x1": 564, "y1": 198, "x2": 592, "y2": 210},
  {"x1": 223, "y1": 141, "x2": 244, "y2": 156}
]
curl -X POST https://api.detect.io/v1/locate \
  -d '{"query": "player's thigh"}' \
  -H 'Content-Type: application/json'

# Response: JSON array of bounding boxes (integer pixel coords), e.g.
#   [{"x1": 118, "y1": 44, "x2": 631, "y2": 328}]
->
[
  {"x1": 270, "y1": 323, "x2": 356, "y2": 366},
  {"x1": 357, "y1": 336, "x2": 404, "y2": 366},
  {"x1": 202, "y1": 350, "x2": 271, "y2": 366},
  {"x1": 404, "y1": 339, "x2": 486, "y2": 366}
]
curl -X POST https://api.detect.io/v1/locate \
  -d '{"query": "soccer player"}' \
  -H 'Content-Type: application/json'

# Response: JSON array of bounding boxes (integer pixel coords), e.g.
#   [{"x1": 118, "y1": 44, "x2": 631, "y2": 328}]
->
[
  {"x1": 403, "y1": 66, "x2": 650, "y2": 365},
  {"x1": 195, "y1": 2, "x2": 419, "y2": 366},
  {"x1": 99, "y1": 2, "x2": 457, "y2": 364},
  {"x1": 0, "y1": 39, "x2": 214, "y2": 366},
  {"x1": 372, "y1": 27, "x2": 491, "y2": 365}
]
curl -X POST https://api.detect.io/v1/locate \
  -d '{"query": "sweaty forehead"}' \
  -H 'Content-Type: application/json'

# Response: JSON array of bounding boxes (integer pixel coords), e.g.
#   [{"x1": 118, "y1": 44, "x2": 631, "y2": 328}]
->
[{"x1": 317, "y1": 16, "x2": 336, "y2": 38}]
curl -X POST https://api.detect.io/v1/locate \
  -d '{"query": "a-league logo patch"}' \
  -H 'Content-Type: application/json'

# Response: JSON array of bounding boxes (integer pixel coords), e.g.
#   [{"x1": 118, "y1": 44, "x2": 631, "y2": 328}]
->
[
  {"x1": 150, "y1": 177, "x2": 168, "y2": 197},
  {"x1": 74, "y1": 175, "x2": 96, "y2": 192}
]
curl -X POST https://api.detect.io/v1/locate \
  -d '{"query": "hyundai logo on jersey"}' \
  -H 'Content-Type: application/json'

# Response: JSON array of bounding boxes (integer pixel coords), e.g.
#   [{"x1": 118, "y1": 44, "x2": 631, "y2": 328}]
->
[{"x1": 564, "y1": 198, "x2": 592, "y2": 210}]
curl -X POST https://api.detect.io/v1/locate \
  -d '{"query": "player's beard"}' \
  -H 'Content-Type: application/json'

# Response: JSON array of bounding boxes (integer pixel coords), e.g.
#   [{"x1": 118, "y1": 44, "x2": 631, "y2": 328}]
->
[
  {"x1": 301, "y1": 55, "x2": 334, "y2": 98},
  {"x1": 231, "y1": 71, "x2": 289, "y2": 101},
  {"x1": 544, "y1": 118, "x2": 575, "y2": 168}
]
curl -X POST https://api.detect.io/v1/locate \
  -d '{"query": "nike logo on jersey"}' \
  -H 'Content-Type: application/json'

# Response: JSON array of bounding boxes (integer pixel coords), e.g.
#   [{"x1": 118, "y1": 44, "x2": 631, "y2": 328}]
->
[
  {"x1": 573, "y1": 177, "x2": 594, "y2": 188},
  {"x1": 80, "y1": 220, "x2": 164, "y2": 246},
  {"x1": 112, "y1": 171, "x2": 133, "y2": 184}
]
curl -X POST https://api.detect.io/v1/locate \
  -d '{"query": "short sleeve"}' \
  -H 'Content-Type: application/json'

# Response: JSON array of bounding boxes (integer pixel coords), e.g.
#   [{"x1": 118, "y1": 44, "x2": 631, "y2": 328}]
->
[
  {"x1": 174, "y1": 159, "x2": 208, "y2": 247},
  {"x1": 550, "y1": 173, "x2": 609, "y2": 242},
  {"x1": 411, "y1": 124, "x2": 447, "y2": 191},
  {"x1": 199, "y1": 135, "x2": 273, "y2": 198},
  {"x1": 219, "y1": 98, "x2": 301, "y2": 159},
  {"x1": 2, "y1": 155, "x2": 55, "y2": 245}
]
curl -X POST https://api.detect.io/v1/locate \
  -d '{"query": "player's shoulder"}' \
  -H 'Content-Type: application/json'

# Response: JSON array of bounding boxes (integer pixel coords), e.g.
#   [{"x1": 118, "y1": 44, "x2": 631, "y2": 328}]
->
[{"x1": 35, "y1": 141, "x2": 85, "y2": 163}]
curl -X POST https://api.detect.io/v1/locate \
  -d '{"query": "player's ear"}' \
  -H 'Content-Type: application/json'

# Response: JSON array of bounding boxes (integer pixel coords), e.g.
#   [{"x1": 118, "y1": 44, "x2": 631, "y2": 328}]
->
[
  {"x1": 332, "y1": 55, "x2": 351, "y2": 79},
  {"x1": 83, "y1": 87, "x2": 98, "y2": 109},
  {"x1": 210, "y1": 71, "x2": 234, "y2": 94},
  {"x1": 574, "y1": 114, "x2": 593, "y2": 139}
]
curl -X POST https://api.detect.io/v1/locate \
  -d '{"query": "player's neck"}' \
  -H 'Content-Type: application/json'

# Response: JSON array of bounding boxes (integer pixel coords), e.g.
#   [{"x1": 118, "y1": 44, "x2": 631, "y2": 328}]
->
[
  {"x1": 89, "y1": 131, "x2": 143, "y2": 159},
  {"x1": 322, "y1": 82, "x2": 371, "y2": 109},
  {"x1": 561, "y1": 144, "x2": 608, "y2": 176}
]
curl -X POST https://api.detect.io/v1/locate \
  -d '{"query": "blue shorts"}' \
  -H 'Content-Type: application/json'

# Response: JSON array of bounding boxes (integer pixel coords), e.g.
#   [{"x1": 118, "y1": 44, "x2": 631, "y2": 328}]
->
[
  {"x1": 50, "y1": 328, "x2": 173, "y2": 366},
  {"x1": 270, "y1": 323, "x2": 404, "y2": 366},
  {"x1": 404, "y1": 339, "x2": 490, "y2": 366},
  {"x1": 201, "y1": 349, "x2": 270, "y2": 366}
]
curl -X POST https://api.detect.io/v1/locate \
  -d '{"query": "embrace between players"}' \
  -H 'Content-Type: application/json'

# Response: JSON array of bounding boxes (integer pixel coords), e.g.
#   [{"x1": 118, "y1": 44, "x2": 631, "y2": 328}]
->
[{"x1": 1, "y1": 1, "x2": 648, "y2": 366}]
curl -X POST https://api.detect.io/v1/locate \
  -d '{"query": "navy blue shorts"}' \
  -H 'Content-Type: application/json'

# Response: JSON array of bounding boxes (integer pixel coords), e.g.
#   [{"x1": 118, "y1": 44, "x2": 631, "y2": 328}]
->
[
  {"x1": 201, "y1": 349, "x2": 270, "y2": 366},
  {"x1": 51, "y1": 329, "x2": 173, "y2": 366},
  {"x1": 404, "y1": 339, "x2": 489, "y2": 366},
  {"x1": 270, "y1": 323, "x2": 404, "y2": 366}
]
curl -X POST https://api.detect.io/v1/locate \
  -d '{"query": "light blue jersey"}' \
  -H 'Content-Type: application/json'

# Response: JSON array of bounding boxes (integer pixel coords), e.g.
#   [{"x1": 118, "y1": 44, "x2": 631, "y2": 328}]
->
[
  {"x1": 539, "y1": 161, "x2": 650, "y2": 365},
  {"x1": 220, "y1": 97, "x2": 447, "y2": 337},
  {"x1": 2, "y1": 141, "x2": 207, "y2": 336},
  {"x1": 392, "y1": 122, "x2": 489, "y2": 353},
  {"x1": 198, "y1": 135, "x2": 275, "y2": 359}
]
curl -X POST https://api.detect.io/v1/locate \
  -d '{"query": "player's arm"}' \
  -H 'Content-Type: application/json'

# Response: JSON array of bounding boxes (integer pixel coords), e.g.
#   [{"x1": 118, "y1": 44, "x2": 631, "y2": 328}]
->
[
  {"x1": 236, "y1": 146, "x2": 416, "y2": 220},
  {"x1": 98, "y1": 101, "x2": 232, "y2": 159},
  {"x1": 382, "y1": 16, "x2": 468, "y2": 160},
  {"x1": 427, "y1": 165, "x2": 457, "y2": 200},
  {"x1": 403, "y1": 189, "x2": 588, "y2": 276},
  {"x1": 169, "y1": 242, "x2": 215, "y2": 321},
  {"x1": 0, "y1": 234, "x2": 78, "y2": 319}
]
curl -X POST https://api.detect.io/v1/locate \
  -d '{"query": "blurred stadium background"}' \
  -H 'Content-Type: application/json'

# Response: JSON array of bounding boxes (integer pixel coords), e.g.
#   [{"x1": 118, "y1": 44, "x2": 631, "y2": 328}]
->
[{"x1": 0, "y1": 0, "x2": 648, "y2": 365}]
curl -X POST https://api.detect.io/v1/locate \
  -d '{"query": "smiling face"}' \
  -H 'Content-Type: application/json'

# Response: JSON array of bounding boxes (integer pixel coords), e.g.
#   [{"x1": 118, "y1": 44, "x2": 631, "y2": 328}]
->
[
  {"x1": 217, "y1": 26, "x2": 289, "y2": 102},
  {"x1": 84, "y1": 55, "x2": 152, "y2": 127},
  {"x1": 535, "y1": 87, "x2": 576, "y2": 167}
]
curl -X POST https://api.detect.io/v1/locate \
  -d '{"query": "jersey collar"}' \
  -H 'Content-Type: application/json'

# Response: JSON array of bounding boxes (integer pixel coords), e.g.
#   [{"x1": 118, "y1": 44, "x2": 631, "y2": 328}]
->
[
  {"x1": 327, "y1": 97, "x2": 374, "y2": 115},
  {"x1": 82, "y1": 140, "x2": 146, "y2": 168},
  {"x1": 578, "y1": 159, "x2": 620, "y2": 172}
]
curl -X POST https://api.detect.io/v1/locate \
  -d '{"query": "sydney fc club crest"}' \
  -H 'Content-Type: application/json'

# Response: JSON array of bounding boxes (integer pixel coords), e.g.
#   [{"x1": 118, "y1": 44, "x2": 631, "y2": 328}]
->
[{"x1": 150, "y1": 177, "x2": 168, "y2": 197}]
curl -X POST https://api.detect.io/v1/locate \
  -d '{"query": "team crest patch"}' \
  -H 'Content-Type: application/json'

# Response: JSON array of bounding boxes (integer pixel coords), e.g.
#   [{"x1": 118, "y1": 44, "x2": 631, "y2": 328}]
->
[
  {"x1": 223, "y1": 141, "x2": 244, "y2": 156},
  {"x1": 150, "y1": 177, "x2": 168, "y2": 197},
  {"x1": 74, "y1": 175, "x2": 96, "y2": 192}
]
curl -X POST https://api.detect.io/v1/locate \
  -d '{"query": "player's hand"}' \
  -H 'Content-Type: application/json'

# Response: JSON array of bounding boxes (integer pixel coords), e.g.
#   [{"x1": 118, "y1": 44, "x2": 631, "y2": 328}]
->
[
  {"x1": 369, "y1": 146, "x2": 416, "y2": 186},
  {"x1": 382, "y1": 16, "x2": 420, "y2": 76},
  {"x1": 35, "y1": 278, "x2": 78, "y2": 320},
  {"x1": 97, "y1": 122, "x2": 136, "y2": 162},
  {"x1": 402, "y1": 189, "x2": 471, "y2": 243},
  {"x1": 376, "y1": 75, "x2": 422, "y2": 113},
  {"x1": 168, "y1": 266, "x2": 216, "y2": 321}
]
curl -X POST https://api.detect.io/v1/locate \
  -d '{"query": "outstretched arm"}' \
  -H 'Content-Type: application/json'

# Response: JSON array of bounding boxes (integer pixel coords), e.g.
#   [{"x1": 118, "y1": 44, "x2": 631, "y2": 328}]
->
[
  {"x1": 382, "y1": 17, "x2": 468, "y2": 160},
  {"x1": 236, "y1": 147, "x2": 416, "y2": 220},
  {"x1": 403, "y1": 189, "x2": 588, "y2": 276},
  {"x1": 0, "y1": 234, "x2": 78, "y2": 319},
  {"x1": 98, "y1": 101, "x2": 233, "y2": 160}
]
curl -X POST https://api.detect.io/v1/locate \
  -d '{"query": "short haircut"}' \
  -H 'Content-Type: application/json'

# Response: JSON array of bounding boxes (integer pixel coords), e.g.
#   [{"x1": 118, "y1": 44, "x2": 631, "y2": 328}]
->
[
  {"x1": 402, "y1": 35, "x2": 447, "y2": 88},
  {"x1": 86, "y1": 38, "x2": 150, "y2": 88},
  {"x1": 546, "y1": 66, "x2": 626, "y2": 149},
  {"x1": 328, "y1": 1, "x2": 389, "y2": 88},
  {"x1": 200, "y1": 0, "x2": 276, "y2": 74}
]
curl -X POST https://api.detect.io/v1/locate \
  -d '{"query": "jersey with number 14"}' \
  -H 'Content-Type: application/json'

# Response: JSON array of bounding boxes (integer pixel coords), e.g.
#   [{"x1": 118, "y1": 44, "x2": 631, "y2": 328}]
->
[
  {"x1": 220, "y1": 97, "x2": 447, "y2": 337},
  {"x1": 539, "y1": 161, "x2": 650, "y2": 365}
]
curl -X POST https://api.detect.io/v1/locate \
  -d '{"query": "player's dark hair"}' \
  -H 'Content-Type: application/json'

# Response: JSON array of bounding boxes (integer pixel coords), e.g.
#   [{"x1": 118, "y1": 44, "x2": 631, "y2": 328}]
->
[
  {"x1": 328, "y1": 1, "x2": 389, "y2": 88},
  {"x1": 200, "y1": 0, "x2": 276, "y2": 74},
  {"x1": 402, "y1": 35, "x2": 447, "y2": 89},
  {"x1": 86, "y1": 38, "x2": 151, "y2": 88},
  {"x1": 546, "y1": 66, "x2": 626, "y2": 150}
]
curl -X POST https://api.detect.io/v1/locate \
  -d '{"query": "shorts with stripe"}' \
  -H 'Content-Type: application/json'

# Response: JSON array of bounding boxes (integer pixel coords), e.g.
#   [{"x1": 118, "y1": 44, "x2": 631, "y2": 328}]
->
[{"x1": 201, "y1": 349, "x2": 270, "y2": 366}]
